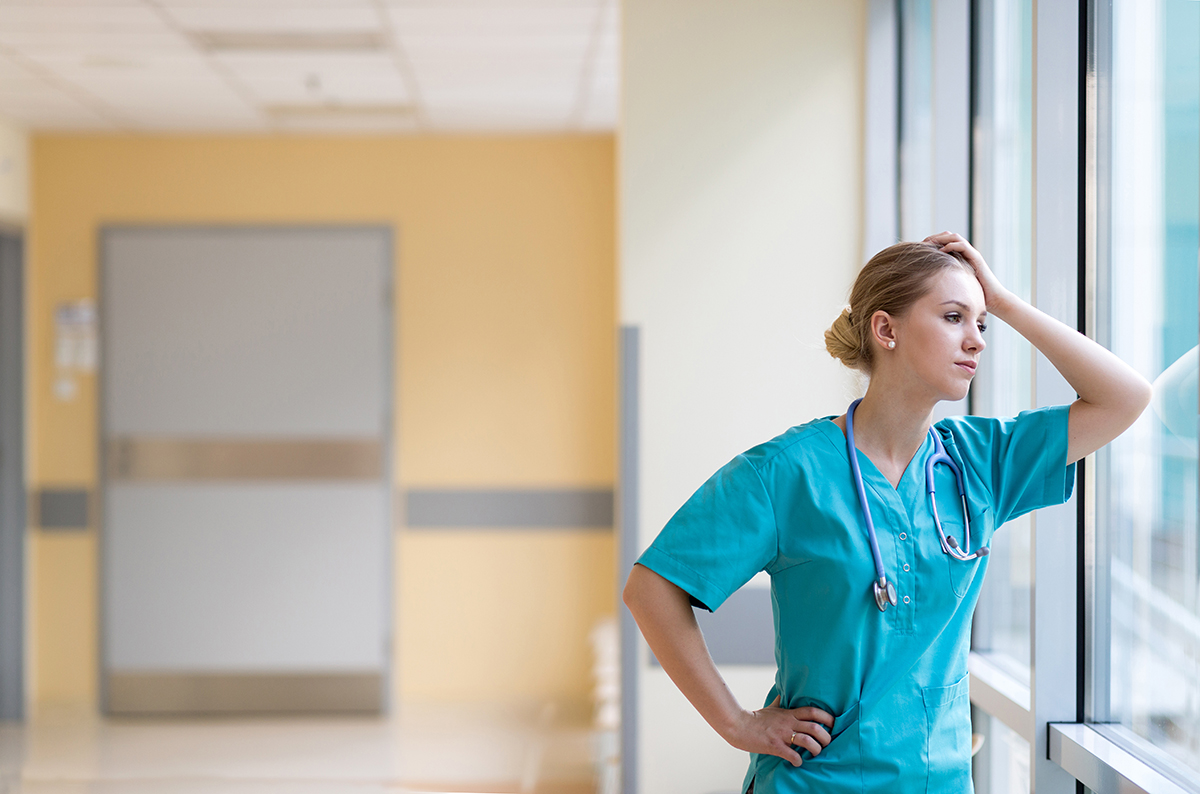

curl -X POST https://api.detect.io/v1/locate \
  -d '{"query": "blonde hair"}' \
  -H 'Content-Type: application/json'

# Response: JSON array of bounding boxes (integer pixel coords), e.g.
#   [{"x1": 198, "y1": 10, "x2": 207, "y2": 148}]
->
[{"x1": 825, "y1": 241, "x2": 974, "y2": 372}]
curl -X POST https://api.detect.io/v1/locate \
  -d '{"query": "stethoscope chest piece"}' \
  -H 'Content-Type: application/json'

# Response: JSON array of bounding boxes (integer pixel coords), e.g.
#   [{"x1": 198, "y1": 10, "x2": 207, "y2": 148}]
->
[{"x1": 873, "y1": 578, "x2": 898, "y2": 612}]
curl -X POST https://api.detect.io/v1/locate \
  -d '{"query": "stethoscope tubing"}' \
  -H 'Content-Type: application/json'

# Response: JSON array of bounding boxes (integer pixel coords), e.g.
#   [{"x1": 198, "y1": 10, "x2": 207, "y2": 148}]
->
[
  {"x1": 845, "y1": 398, "x2": 987, "y2": 612},
  {"x1": 844, "y1": 399, "x2": 888, "y2": 585}
]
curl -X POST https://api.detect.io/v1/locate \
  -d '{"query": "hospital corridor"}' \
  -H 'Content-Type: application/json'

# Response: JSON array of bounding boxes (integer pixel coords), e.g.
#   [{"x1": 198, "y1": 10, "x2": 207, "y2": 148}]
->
[{"x1": 0, "y1": 2, "x2": 1197, "y2": 794}]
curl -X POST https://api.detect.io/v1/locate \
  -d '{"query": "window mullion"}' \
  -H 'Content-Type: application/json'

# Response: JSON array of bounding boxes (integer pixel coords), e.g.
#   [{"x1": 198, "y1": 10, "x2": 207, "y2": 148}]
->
[{"x1": 1030, "y1": 1, "x2": 1083, "y2": 793}]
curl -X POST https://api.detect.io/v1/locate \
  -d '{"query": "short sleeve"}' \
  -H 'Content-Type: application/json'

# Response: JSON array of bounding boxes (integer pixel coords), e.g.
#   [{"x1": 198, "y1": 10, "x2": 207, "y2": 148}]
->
[
  {"x1": 941, "y1": 404, "x2": 1076, "y2": 527},
  {"x1": 635, "y1": 453, "x2": 778, "y2": 612}
]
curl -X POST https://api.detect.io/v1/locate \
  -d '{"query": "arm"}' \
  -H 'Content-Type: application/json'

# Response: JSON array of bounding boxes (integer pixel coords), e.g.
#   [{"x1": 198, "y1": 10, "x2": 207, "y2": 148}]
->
[
  {"x1": 622, "y1": 563, "x2": 832, "y2": 767},
  {"x1": 930, "y1": 232, "x2": 1153, "y2": 465}
]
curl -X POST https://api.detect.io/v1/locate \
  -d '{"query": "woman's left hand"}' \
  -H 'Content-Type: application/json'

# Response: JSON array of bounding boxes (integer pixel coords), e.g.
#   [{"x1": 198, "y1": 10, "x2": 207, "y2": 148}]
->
[{"x1": 924, "y1": 231, "x2": 1014, "y2": 314}]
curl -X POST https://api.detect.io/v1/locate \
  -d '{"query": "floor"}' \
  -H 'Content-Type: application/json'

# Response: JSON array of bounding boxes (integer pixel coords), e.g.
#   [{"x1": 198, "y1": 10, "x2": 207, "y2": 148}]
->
[{"x1": 0, "y1": 703, "x2": 601, "y2": 794}]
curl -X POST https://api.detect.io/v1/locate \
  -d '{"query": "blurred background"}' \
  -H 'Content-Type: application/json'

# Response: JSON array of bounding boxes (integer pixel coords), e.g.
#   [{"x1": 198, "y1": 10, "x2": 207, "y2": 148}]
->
[{"x1": 0, "y1": 1, "x2": 1195, "y2": 794}]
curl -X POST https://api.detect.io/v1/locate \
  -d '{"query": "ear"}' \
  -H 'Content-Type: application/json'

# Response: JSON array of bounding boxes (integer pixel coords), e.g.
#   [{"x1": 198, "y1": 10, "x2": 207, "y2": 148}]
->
[{"x1": 871, "y1": 310, "x2": 897, "y2": 351}]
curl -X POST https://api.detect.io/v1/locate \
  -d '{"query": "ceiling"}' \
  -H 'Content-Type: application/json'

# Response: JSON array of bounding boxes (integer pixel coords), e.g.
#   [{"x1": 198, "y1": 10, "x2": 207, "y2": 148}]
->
[{"x1": 0, "y1": 0, "x2": 619, "y2": 133}]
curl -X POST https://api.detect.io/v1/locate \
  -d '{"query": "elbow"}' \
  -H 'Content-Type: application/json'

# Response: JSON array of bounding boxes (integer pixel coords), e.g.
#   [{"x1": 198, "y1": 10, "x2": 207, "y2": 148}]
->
[
  {"x1": 1115, "y1": 379, "x2": 1153, "y2": 431},
  {"x1": 1132, "y1": 376, "x2": 1154, "y2": 418},
  {"x1": 1139, "y1": 380, "x2": 1154, "y2": 412},
  {"x1": 622, "y1": 565, "x2": 641, "y2": 614}
]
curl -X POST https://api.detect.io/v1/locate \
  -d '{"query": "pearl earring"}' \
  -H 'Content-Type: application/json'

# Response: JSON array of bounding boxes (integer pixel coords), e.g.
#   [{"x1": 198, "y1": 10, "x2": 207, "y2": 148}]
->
[{"x1": 887, "y1": 341, "x2": 896, "y2": 349}]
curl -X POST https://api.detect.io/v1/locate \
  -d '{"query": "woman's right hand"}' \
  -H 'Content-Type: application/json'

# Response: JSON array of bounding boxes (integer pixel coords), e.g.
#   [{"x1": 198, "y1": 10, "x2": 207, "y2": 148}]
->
[{"x1": 724, "y1": 695, "x2": 834, "y2": 767}]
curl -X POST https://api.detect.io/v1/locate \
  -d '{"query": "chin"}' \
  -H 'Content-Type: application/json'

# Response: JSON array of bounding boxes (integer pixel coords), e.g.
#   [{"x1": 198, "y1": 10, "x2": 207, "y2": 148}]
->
[{"x1": 936, "y1": 383, "x2": 972, "y2": 404}]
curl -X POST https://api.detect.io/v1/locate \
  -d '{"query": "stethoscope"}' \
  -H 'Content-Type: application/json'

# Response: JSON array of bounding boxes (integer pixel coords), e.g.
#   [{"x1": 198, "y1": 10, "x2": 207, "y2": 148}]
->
[{"x1": 844, "y1": 398, "x2": 989, "y2": 612}]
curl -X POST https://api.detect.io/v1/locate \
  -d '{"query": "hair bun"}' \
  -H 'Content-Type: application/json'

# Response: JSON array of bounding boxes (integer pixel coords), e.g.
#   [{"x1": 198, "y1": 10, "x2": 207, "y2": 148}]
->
[{"x1": 825, "y1": 307, "x2": 865, "y2": 370}]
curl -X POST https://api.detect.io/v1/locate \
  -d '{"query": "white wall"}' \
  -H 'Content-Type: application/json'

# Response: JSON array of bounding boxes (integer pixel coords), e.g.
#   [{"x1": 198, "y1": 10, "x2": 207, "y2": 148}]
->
[
  {"x1": 620, "y1": 1, "x2": 867, "y2": 791},
  {"x1": 0, "y1": 119, "x2": 28, "y2": 224}
]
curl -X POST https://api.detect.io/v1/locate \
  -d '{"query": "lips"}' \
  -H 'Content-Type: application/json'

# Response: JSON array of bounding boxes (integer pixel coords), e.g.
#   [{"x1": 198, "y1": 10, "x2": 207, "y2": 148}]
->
[{"x1": 956, "y1": 361, "x2": 977, "y2": 374}]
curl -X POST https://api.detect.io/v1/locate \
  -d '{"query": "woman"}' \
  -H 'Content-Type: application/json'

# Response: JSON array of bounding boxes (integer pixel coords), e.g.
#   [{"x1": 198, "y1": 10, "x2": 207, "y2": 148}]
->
[{"x1": 622, "y1": 233, "x2": 1152, "y2": 793}]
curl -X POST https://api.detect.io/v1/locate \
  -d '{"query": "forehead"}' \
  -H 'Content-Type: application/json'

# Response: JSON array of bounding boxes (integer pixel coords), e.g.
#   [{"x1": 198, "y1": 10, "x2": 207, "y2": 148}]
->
[{"x1": 922, "y1": 268, "x2": 986, "y2": 311}]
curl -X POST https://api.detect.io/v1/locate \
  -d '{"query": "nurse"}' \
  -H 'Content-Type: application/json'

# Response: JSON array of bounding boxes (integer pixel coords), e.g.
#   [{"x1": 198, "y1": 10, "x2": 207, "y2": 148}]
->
[{"x1": 622, "y1": 233, "x2": 1153, "y2": 794}]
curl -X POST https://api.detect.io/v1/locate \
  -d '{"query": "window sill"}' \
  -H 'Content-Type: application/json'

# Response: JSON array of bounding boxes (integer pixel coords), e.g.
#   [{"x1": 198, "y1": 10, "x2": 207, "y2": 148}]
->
[{"x1": 1049, "y1": 723, "x2": 1200, "y2": 794}]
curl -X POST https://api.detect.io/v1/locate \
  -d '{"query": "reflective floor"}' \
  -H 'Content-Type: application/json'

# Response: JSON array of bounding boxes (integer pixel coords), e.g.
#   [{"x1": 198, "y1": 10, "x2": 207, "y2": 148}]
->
[{"x1": 0, "y1": 703, "x2": 599, "y2": 794}]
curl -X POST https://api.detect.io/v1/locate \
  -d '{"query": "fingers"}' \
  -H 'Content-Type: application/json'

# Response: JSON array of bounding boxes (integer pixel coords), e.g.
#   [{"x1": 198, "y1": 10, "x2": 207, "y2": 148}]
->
[
  {"x1": 795, "y1": 718, "x2": 832, "y2": 748},
  {"x1": 775, "y1": 718, "x2": 828, "y2": 766},
  {"x1": 938, "y1": 240, "x2": 985, "y2": 268},
  {"x1": 792, "y1": 706, "x2": 835, "y2": 731},
  {"x1": 787, "y1": 726, "x2": 826, "y2": 757},
  {"x1": 940, "y1": 241, "x2": 976, "y2": 258},
  {"x1": 748, "y1": 703, "x2": 838, "y2": 767},
  {"x1": 925, "y1": 231, "x2": 980, "y2": 260},
  {"x1": 778, "y1": 741, "x2": 804, "y2": 767}
]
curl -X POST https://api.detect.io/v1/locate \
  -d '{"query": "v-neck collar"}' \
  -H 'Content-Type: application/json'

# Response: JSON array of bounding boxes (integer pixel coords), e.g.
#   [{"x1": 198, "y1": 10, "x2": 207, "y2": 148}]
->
[{"x1": 815, "y1": 416, "x2": 933, "y2": 496}]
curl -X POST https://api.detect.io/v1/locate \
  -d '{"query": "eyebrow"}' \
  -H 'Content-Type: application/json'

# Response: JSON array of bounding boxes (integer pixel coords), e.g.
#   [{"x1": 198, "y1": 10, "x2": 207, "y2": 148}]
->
[{"x1": 940, "y1": 300, "x2": 987, "y2": 315}]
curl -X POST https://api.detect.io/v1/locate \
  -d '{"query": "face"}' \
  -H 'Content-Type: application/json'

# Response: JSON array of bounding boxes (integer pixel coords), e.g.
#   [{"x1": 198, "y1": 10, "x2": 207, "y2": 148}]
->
[{"x1": 879, "y1": 267, "x2": 988, "y2": 402}]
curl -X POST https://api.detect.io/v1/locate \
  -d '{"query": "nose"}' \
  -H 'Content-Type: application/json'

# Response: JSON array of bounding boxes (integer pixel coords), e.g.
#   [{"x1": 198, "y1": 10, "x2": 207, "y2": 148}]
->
[{"x1": 965, "y1": 326, "x2": 986, "y2": 353}]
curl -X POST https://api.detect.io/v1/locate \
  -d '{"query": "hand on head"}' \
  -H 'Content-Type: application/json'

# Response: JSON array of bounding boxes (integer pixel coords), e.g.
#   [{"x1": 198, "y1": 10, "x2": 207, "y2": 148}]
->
[{"x1": 923, "y1": 232, "x2": 1012, "y2": 314}]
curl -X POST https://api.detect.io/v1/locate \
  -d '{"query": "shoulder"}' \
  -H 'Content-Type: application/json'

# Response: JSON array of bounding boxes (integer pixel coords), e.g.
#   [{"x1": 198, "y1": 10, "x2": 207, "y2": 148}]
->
[
  {"x1": 740, "y1": 416, "x2": 844, "y2": 475},
  {"x1": 933, "y1": 406, "x2": 1074, "y2": 481},
  {"x1": 934, "y1": 404, "x2": 1072, "y2": 447}
]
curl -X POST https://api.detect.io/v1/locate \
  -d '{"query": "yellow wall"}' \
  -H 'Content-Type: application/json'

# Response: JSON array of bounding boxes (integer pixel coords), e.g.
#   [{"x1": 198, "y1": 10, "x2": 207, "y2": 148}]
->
[{"x1": 29, "y1": 135, "x2": 616, "y2": 708}]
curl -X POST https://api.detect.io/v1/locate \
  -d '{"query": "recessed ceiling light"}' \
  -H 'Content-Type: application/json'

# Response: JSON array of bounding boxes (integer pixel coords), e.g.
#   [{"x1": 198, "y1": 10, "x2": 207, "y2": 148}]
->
[{"x1": 192, "y1": 31, "x2": 389, "y2": 53}]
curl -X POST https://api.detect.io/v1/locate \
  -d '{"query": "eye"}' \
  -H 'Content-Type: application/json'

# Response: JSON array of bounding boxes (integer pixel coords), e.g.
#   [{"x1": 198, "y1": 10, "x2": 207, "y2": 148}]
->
[
  {"x1": 978, "y1": 322, "x2": 988, "y2": 333},
  {"x1": 945, "y1": 312, "x2": 962, "y2": 324}
]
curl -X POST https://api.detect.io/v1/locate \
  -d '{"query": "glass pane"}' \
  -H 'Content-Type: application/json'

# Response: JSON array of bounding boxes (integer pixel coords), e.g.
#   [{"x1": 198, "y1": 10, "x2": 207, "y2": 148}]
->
[
  {"x1": 899, "y1": 0, "x2": 934, "y2": 240},
  {"x1": 971, "y1": 708, "x2": 1031, "y2": 794},
  {"x1": 1094, "y1": 0, "x2": 1200, "y2": 775},
  {"x1": 969, "y1": 0, "x2": 1035, "y2": 678}
]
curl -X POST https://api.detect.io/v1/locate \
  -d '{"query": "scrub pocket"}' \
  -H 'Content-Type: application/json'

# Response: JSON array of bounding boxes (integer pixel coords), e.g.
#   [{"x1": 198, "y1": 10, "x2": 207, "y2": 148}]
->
[
  {"x1": 942, "y1": 505, "x2": 991, "y2": 597},
  {"x1": 797, "y1": 701, "x2": 860, "y2": 762},
  {"x1": 794, "y1": 703, "x2": 864, "y2": 791},
  {"x1": 922, "y1": 674, "x2": 972, "y2": 794},
  {"x1": 749, "y1": 704, "x2": 864, "y2": 793}
]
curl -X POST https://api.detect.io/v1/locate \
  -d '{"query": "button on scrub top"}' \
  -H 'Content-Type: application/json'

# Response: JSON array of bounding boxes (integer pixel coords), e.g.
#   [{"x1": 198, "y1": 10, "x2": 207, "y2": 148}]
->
[{"x1": 636, "y1": 406, "x2": 1076, "y2": 794}]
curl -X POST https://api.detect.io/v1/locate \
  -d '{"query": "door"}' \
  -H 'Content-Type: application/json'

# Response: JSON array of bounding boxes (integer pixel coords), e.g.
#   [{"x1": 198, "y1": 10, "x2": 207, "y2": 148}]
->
[
  {"x1": 101, "y1": 226, "x2": 392, "y2": 715},
  {"x1": 0, "y1": 230, "x2": 24, "y2": 721}
]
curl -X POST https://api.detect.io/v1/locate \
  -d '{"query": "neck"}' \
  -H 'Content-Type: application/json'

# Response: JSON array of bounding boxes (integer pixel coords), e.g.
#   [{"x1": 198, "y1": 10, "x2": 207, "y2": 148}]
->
[{"x1": 850, "y1": 383, "x2": 936, "y2": 464}]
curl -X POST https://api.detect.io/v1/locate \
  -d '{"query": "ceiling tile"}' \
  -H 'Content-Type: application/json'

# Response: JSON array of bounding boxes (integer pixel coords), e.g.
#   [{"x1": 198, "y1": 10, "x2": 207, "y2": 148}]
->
[
  {"x1": 0, "y1": 1, "x2": 144, "y2": 6},
  {"x1": 385, "y1": 0, "x2": 601, "y2": 8},
  {"x1": 157, "y1": 0, "x2": 361, "y2": 7},
  {"x1": 0, "y1": 32, "x2": 189, "y2": 58},
  {"x1": 115, "y1": 102, "x2": 263, "y2": 131},
  {"x1": 0, "y1": 4, "x2": 170, "y2": 36},
  {"x1": 0, "y1": 0, "x2": 620, "y2": 132},
  {"x1": 216, "y1": 51, "x2": 409, "y2": 105},
  {"x1": 267, "y1": 108, "x2": 419, "y2": 134},
  {"x1": 0, "y1": 85, "x2": 118, "y2": 130},
  {"x1": 162, "y1": 4, "x2": 380, "y2": 34},
  {"x1": 21, "y1": 48, "x2": 211, "y2": 74},
  {"x1": 423, "y1": 105, "x2": 571, "y2": 132},
  {"x1": 388, "y1": 6, "x2": 597, "y2": 38}
]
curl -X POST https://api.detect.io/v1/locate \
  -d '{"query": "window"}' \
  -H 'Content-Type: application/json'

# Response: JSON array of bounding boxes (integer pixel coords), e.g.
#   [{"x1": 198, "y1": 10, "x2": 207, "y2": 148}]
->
[
  {"x1": 1090, "y1": 0, "x2": 1200, "y2": 779},
  {"x1": 886, "y1": 0, "x2": 1199, "y2": 787},
  {"x1": 970, "y1": 0, "x2": 1036, "y2": 683}
]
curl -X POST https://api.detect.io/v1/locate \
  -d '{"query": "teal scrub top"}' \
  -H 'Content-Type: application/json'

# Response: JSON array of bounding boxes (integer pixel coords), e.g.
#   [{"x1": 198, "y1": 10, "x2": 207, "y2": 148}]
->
[{"x1": 636, "y1": 405, "x2": 1076, "y2": 794}]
